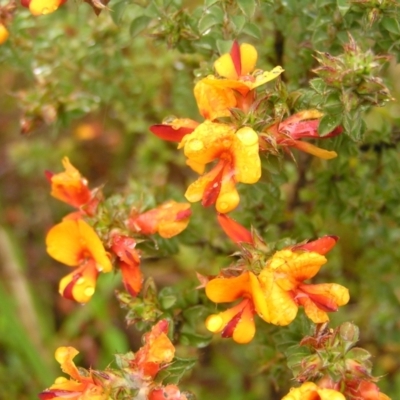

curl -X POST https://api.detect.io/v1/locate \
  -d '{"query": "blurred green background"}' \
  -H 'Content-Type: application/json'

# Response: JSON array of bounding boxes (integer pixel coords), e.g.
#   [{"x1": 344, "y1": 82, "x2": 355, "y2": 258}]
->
[{"x1": 1, "y1": 0, "x2": 400, "y2": 398}]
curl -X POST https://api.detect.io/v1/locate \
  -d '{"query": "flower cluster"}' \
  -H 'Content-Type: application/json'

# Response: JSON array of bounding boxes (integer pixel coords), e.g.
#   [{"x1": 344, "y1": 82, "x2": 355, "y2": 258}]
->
[
  {"x1": 45, "y1": 157, "x2": 191, "y2": 303},
  {"x1": 204, "y1": 215, "x2": 349, "y2": 344},
  {"x1": 151, "y1": 41, "x2": 342, "y2": 214},
  {"x1": 38, "y1": 320, "x2": 189, "y2": 400}
]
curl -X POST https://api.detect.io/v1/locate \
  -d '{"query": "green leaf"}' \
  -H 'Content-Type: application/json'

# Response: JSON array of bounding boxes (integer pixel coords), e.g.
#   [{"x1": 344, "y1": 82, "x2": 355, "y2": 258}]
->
[
  {"x1": 130, "y1": 15, "x2": 152, "y2": 38},
  {"x1": 310, "y1": 78, "x2": 328, "y2": 94},
  {"x1": 242, "y1": 22, "x2": 261, "y2": 39},
  {"x1": 157, "y1": 357, "x2": 197, "y2": 384},
  {"x1": 381, "y1": 17, "x2": 400, "y2": 35},
  {"x1": 336, "y1": 0, "x2": 350, "y2": 16},
  {"x1": 231, "y1": 15, "x2": 246, "y2": 33},
  {"x1": 198, "y1": 13, "x2": 221, "y2": 34},
  {"x1": 204, "y1": 0, "x2": 220, "y2": 6},
  {"x1": 216, "y1": 39, "x2": 233, "y2": 55},
  {"x1": 318, "y1": 113, "x2": 342, "y2": 136},
  {"x1": 237, "y1": 0, "x2": 257, "y2": 18},
  {"x1": 110, "y1": 0, "x2": 132, "y2": 25}
]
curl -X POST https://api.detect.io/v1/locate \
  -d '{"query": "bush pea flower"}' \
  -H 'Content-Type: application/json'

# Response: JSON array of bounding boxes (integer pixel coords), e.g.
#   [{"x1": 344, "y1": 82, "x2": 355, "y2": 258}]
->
[
  {"x1": 21, "y1": 0, "x2": 67, "y2": 16},
  {"x1": 194, "y1": 41, "x2": 284, "y2": 120},
  {"x1": 179, "y1": 121, "x2": 261, "y2": 213},
  {"x1": 46, "y1": 219, "x2": 112, "y2": 303},
  {"x1": 282, "y1": 382, "x2": 345, "y2": 400}
]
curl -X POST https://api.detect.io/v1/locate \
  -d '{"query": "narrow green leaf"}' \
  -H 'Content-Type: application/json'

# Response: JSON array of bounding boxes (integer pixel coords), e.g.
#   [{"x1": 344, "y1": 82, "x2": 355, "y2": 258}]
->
[
  {"x1": 198, "y1": 13, "x2": 220, "y2": 34},
  {"x1": 336, "y1": 0, "x2": 350, "y2": 16},
  {"x1": 381, "y1": 17, "x2": 400, "y2": 35},
  {"x1": 110, "y1": 0, "x2": 132, "y2": 25},
  {"x1": 231, "y1": 15, "x2": 246, "y2": 33}
]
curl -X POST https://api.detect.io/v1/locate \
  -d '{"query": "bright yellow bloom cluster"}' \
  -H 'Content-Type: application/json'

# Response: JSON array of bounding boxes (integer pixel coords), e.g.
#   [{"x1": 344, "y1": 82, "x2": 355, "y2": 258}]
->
[{"x1": 205, "y1": 237, "x2": 349, "y2": 343}]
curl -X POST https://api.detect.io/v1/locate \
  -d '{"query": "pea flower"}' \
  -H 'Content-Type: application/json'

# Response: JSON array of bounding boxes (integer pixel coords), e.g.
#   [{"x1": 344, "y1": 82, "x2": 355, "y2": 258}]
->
[
  {"x1": 345, "y1": 379, "x2": 391, "y2": 400},
  {"x1": 38, "y1": 346, "x2": 108, "y2": 400},
  {"x1": 282, "y1": 382, "x2": 345, "y2": 400},
  {"x1": 45, "y1": 157, "x2": 93, "y2": 209},
  {"x1": 131, "y1": 319, "x2": 175, "y2": 379},
  {"x1": 46, "y1": 219, "x2": 112, "y2": 303},
  {"x1": 258, "y1": 237, "x2": 349, "y2": 325},
  {"x1": 150, "y1": 118, "x2": 199, "y2": 142},
  {"x1": 179, "y1": 121, "x2": 261, "y2": 213},
  {"x1": 194, "y1": 41, "x2": 284, "y2": 120},
  {"x1": 262, "y1": 110, "x2": 342, "y2": 159},
  {"x1": 149, "y1": 384, "x2": 189, "y2": 400},
  {"x1": 128, "y1": 200, "x2": 192, "y2": 239},
  {"x1": 205, "y1": 271, "x2": 268, "y2": 344},
  {"x1": 111, "y1": 234, "x2": 143, "y2": 297},
  {"x1": 20, "y1": 0, "x2": 67, "y2": 15}
]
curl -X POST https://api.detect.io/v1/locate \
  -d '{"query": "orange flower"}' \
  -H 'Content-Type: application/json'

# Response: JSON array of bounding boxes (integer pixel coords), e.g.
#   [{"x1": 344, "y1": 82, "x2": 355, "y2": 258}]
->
[
  {"x1": 345, "y1": 379, "x2": 391, "y2": 400},
  {"x1": 194, "y1": 41, "x2": 284, "y2": 120},
  {"x1": 111, "y1": 234, "x2": 143, "y2": 296},
  {"x1": 258, "y1": 237, "x2": 349, "y2": 325},
  {"x1": 282, "y1": 382, "x2": 345, "y2": 400},
  {"x1": 46, "y1": 219, "x2": 112, "y2": 303},
  {"x1": 46, "y1": 157, "x2": 93, "y2": 209},
  {"x1": 179, "y1": 121, "x2": 261, "y2": 213},
  {"x1": 205, "y1": 271, "x2": 268, "y2": 343},
  {"x1": 128, "y1": 201, "x2": 192, "y2": 238},
  {"x1": 262, "y1": 110, "x2": 342, "y2": 160},
  {"x1": 20, "y1": 0, "x2": 67, "y2": 15},
  {"x1": 38, "y1": 347, "x2": 108, "y2": 400},
  {"x1": 131, "y1": 319, "x2": 175, "y2": 378}
]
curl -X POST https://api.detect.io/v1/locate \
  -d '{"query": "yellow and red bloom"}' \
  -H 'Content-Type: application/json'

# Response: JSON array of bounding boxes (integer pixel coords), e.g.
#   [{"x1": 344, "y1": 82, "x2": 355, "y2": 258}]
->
[
  {"x1": 46, "y1": 157, "x2": 93, "y2": 209},
  {"x1": 262, "y1": 110, "x2": 342, "y2": 160},
  {"x1": 128, "y1": 200, "x2": 192, "y2": 239},
  {"x1": 110, "y1": 234, "x2": 142, "y2": 297},
  {"x1": 194, "y1": 41, "x2": 284, "y2": 120},
  {"x1": 38, "y1": 347, "x2": 108, "y2": 400},
  {"x1": 345, "y1": 379, "x2": 391, "y2": 400},
  {"x1": 20, "y1": 0, "x2": 67, "y2": 15},
  {"x1": 282, "y1": 382, "x2": 345, "y2": 400},
  {"x1": 258, "y1": 237, "x2": 349, "y2": 325},
  {"x1": 205, "y1": 271, "x2": 268, "y2": 344},
  {"x1": 179, "y1": 121, "x2": 261, "y2": 213},
  {"x1": 131, "y1": 319, "x2": 175, "y2": 379},
  {"x1": 46, "y1": 219, "x2": 112, "y2": 303}
]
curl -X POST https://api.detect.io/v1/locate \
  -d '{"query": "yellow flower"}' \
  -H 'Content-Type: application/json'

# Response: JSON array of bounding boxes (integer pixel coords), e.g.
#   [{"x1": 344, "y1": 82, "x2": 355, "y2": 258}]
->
[
  {"x1": 179, "y1": 121, "x2": 261, "y2": 213},
  {"x1": 258, "y1": 247, "x2": 349, "y2": 325},
  {"x1": 46, "y1": 219, "x2": 112, "y2": 303},
  {"x1": 194, "y1": 41, "x2": 284, "y2": 120},
  {"x1": 38, "y1": 347, "x2": 108, "y2": 400},
  {"x1": 282, "y1": 382, "x2": 345, "y2": 400},
  {"x1": 205, "y1": 271, "x2": 268, "y2": 343}
]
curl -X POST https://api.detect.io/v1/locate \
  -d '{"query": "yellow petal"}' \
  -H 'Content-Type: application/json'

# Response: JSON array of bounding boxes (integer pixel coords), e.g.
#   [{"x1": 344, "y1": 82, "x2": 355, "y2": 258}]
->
[
  {"x1": 234, "y1": 127, "x2": 261, "y2": 184},
  {"x1": 239, "y1": 44, "x2": 258, "y2": 76},
  {"x1": 54, "y1": 347, "x2": 81, "y2": 381},
  {"x1": 46, "y1": 219, "x2": 112, "y2": 272},
  {"x1": 215, "y1": 176, "x2": 240, "y2": 214},
  {"x1": 59, "y1": 261, "x2": 98, "y2": 303},
  {"x1": 193, "y1": 79, "x2": 237, "y2": 120},
  {"x1": 250, "y1": 66, "x2": 284, "y2": 89},
  {"x1": 291, "y1": 140, "x2": 337, "y2": 159},
  {"x1": 206, "y1": 272, "x2": 251, "y2": 303},
  {"x1": 201, "y1": 76, "x2": 252, "y2": 97},
  {"x1": 29, "y1": 0, "x2": 60, "y2": 15},
  {"x1": 214, "y1": 53, "x2": 238, "y2": 79},
  {"x1": 0, "y1": 23, "x2": 9, "y2": 45},
  {"x1": 258, "y1": 268, "x2": 298, "y2": 325},
  {"x1": 268, "y1": 249, "x2": 327, "y2": 281},
  {"x1": 182, "y1": 121, "x2": 235, "y2": 164},
  {"x1": 232, "y1": 301, "x2": 256, "y2": 344},
  {"x1": 147, "y1": 333, "x2": 175, "y2": 363}
]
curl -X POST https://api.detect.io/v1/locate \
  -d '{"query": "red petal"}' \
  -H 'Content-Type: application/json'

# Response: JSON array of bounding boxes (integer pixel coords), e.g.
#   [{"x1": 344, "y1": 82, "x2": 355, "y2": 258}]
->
[
  {"x1": 230, "y1": 40, "x2": 241, "y2": 76},
  {"x1": 44, "y1": 170, "x2": 54, "y2": 182},
  {"x1": 217, "y1": 213, "x2": 253, "y2": 244},
  {"x1": 149, "y1": 125, "x2": 193, "y2": 142},
  {"x1": 221, "y1": 309, "x2": 243, "y2": 338},
  {"x1": 293, "y1": 236, "x2": 338, "y2": 255}
]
